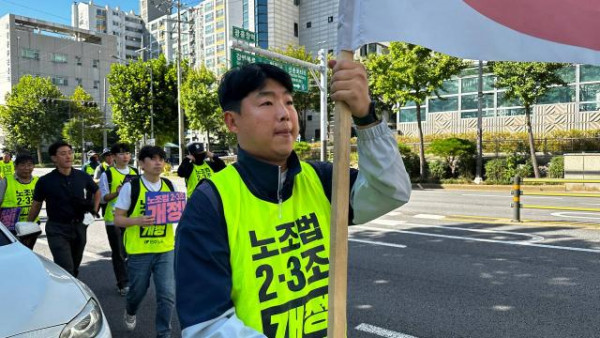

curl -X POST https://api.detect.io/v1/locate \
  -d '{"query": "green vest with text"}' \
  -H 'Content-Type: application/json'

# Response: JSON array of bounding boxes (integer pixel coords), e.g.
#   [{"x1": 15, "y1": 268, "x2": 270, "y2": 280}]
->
[
  {"x1": 211, "y1": 162, "x2": 331, "y2": 337},
  {"x1": 1, "y1": 175, "x2": 39, "y2": 223},
  {"x1": 0, "y1": 161, "x2": 14, "y2": 179},
  {"x1": 124, "y1": 178, "x2": 175, "y2": 255},
  {"x1": 104, "y1": 166, "x2": 137, "y2": 223},
  {"x1": 186, "y1": 162, "x2": 215, "y2": 198},
  {"x1": 83, "y1": 163, "x2": 95, "y2": 176}
]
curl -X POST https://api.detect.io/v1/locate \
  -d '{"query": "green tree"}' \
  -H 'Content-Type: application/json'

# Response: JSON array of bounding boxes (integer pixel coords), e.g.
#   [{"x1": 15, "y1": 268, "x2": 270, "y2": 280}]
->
[
  {"x1": 62, "y1": 86, "x2": 104, "y2": 153},
  {"x1": 107, "y1": 55, "x2": 183, "y2": 146},
  {"x1": 365, "y1": 42, "x2": 467, "y2": 179},
  {"x1": 427, "y1": 137, "x2": 476, "y2": 176},
  {"x1": 181, "y1": 65, "x2": 223, "y2": 149},
  {"x1": 493, "y1": 61, "x2": 566, "y2": 178},
  {"x1": 0, "y1": 75, "x2": 65, "y2": 163}
]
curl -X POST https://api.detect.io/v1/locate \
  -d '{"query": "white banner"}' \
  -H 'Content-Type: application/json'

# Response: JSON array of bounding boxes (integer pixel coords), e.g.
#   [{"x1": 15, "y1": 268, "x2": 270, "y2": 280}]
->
[{"x1": 338, "y1": 0, "x2": 600, "y2": 65}]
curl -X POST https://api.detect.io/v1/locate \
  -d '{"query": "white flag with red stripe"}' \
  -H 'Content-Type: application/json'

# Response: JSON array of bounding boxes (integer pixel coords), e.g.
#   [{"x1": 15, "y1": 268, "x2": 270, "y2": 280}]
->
[{"x1": 338, "y1": 0, "x2": 600, "y2": 64}]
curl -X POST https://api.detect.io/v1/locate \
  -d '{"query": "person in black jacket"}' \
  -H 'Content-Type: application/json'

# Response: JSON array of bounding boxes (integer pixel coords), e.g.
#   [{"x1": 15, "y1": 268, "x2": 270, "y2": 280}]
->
[{"x1": 177, "y1": 142, "x2": 226, "y2": 198}]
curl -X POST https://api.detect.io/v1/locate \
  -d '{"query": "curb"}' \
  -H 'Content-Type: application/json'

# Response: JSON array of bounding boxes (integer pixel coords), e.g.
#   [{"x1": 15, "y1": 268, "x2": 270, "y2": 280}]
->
[
  {"x1": 412, "y1": 183, "x2": 571, "y2": 192},
  {"x1": 445, "y1": 214, "x2": 600, "y2": 229}
]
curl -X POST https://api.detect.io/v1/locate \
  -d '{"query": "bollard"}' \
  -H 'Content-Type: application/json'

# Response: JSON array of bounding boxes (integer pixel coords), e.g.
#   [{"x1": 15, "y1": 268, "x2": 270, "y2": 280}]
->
[{"x1": 511, "y1": 175, "x2": 521, "y2": 222}]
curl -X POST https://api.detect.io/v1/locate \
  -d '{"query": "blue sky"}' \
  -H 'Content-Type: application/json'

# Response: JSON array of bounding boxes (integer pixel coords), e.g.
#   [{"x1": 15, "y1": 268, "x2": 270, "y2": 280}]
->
[{"x1": 0, "y1": 0, "x2": 140, "y2": 25}]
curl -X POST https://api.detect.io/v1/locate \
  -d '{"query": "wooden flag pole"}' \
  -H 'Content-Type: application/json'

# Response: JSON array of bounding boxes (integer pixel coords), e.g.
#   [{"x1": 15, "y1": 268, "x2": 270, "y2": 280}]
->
[{"x1": 327, "y1": 50, "x2": 354, "y2": 337}]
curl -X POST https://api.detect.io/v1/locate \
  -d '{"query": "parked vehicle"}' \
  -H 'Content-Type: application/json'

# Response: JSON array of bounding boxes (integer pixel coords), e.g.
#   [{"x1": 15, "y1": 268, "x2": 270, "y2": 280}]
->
[{"x1": 0, "y1": 222, "x2": 111, "y2": 337}]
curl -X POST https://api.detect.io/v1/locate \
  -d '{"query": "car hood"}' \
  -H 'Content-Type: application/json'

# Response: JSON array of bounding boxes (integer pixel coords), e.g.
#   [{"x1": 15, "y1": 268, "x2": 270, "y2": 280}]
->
[{"x1": 0, "y1": 242, "x2": 88, "y2": 337}]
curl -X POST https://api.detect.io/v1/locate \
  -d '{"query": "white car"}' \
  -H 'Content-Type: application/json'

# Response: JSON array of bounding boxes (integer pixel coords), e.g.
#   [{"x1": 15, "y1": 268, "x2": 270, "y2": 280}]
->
[{"x1": 0, "y1": 223, "x2": 111, "y2": 337}]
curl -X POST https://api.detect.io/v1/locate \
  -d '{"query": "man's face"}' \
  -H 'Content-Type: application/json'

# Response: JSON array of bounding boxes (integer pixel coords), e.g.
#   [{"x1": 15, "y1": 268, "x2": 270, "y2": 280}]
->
[
  {"x1": 15, "y1": 161, "x2": 33, "y2": 180},
  {"x1": 114, "y1": 151, "x2": 131, "y2": 167},
  {"x1": 3, "y1": 153, "x2": 10, "y2": 162},
  {"x1": 51, "y1": 146, "x2": 73, "y2": 169},
  {"x1": 140, "y1": 155, "x2": 165, "y2": 175},
  {"x1": 224, "y1": 79, "x2": 299, "y2": 166},
  {"x1": 104, "y1": 154, "x2": 115, "y2": 165}
]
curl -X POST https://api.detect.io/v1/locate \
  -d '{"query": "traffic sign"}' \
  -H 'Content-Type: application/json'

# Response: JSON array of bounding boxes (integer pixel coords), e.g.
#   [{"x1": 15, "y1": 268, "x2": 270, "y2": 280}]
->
[
  {"x1": 230, "y1": 49, "x2": 309, "y2": 93},
  {"x1": 232, "y1": 26, "x2": 256, "y2": 45}
]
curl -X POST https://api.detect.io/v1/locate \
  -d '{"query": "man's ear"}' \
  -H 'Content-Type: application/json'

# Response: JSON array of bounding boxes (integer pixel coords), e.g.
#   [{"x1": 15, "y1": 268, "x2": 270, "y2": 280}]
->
[{"x1": 223, "y1": 111, "x2": 239, "y2": 134}]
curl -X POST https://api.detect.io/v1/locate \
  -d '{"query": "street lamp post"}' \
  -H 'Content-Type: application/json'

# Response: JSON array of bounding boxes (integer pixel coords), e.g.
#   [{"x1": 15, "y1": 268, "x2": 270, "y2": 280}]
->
[{"x1": 135, "y1": 47, "x2": 155, "y2": 142}]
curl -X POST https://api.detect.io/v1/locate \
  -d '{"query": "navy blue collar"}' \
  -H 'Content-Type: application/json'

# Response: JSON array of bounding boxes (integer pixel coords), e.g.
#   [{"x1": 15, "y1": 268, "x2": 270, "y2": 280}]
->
[{"x1": 233, "y1": 146, "x2": 302, "y2": 203}]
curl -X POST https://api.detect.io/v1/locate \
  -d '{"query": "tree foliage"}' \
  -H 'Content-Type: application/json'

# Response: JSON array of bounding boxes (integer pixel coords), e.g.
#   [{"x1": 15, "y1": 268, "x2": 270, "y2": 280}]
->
[
  {"x1": 107, "y1": 55, "x2": 183, "y2": 146},
  {"x1": 181, "y1": 65, "x2": 223, "y2": 148},
  {"x1": 427, "y1": 137, "x2": 476, "y2": 176},
  {"x1": 365, "y1": 42, "x2": 467, "y2": 179},
  {"x1": 62, "y1": 86, "x2": 104, "y2": 151},
  {"x1": 493, "y1": 61, "x2": 566, "y2": 177},
  {"x1": 0, "y1": 75, "x2": 66, "y2": 163}
]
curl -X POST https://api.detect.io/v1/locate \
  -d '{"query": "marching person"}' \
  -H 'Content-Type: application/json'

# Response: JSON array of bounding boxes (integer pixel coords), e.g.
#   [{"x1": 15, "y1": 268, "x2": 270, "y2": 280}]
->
[
  {"x1": 28, "y1": 140, "x2": 101, "y2": 277},
  {"x1": 177, "y1": 142, "x2": 226, "y2": 198},
  {"x1": 94, "y1": 148, "x2": 115, "y2": 184},
  {"x1": 174, "y1": 62, "x2": 411, "y2": 336},
  {"x1": 0, "y1": 150, "x2": 15, "y2": 179},
  {"x1": 99, "y1": 143, "x2": 138, "y2": 296},
  {"x1": 81, "y1": 150, "x2": 100, "y2": 177},
  {"x1": 0, "y1": 153, "x2": 39, "y2": 248},
  {"x1": 114, "y1": 145, "x2": 177, "y2": 337}
]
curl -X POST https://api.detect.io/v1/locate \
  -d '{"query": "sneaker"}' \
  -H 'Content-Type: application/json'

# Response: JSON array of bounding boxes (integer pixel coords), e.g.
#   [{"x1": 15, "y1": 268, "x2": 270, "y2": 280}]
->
[
  {"x1": 118, "y1": 286, "x2": 130, "y2": 297},
  {"x1": 124, "y1": 310, "x2": 136, "y2": 331}
]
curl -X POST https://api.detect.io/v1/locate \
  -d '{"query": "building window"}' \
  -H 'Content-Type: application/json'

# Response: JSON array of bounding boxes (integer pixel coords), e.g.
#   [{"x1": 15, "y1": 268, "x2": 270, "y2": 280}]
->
[
  {"x1": 21, "y1": 48, "x2": 40, "y2": 60},
  {"x1": 307, "y1": 115, "x2": 312, "y2": 121},
  {"x1": 93, "y1": 80, "x2": 100, "y2": 89},
  {"x1": 93, "y1": 59, "x2": 99, "y2": 68},
  {"x1": 328, "y1": 16, "x2": 333, "y2": 23},
  {"x1": 294, "y1": 0, "x2": 300, "y2": 5},
  {"x1": 75, "y1": 56, "x2": 82, "y2": 66},
  {"x1": 306, "y1": 21, "x2": 311, "y2": 28},
  {"x1": 294, "y1": 23, "x2": 298, "y2": 37},
  {"x1": 51, "y1": 53, "x2": 68, "y2": 63},
  {"x1": 52, "y1": 77, "x2": 68, "y2": 86},
  {"x1": 76, "y1": 78, "x2": 82, "y2": 86}
]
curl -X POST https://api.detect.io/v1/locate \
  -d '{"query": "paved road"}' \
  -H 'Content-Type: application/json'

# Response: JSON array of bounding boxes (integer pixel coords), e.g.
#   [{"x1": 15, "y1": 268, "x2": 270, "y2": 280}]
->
[{"x1": 28, "y1": 175, "x2": 600, "y2": 337}]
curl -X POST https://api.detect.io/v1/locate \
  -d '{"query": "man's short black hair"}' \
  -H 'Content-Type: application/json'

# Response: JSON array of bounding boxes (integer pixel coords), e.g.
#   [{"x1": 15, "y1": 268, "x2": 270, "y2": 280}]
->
[
  {"x1": 48, "y1": 140, "x2": 72, "y2": 156},
  {"x1": 138, "y1": 145, "x2": 166, "y2": 161},
  {"x1": 15, "y1": 153, "x2": 34, "y2": 165},
  {"x1": 218, "y1": 63, "x2": 294, "y2": 113},
  {"x1": 111, "y1": 143, "x2": 131, "y2": 154}
]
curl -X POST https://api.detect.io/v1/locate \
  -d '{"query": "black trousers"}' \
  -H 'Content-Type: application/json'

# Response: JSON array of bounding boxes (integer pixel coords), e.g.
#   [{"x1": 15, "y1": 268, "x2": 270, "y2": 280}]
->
[
  {"x1": 105, "y1": 225, "x2": 129, "y2": 289},
  {"x1": 45, "y1": 221, "x2": 87, "y2": 277}
]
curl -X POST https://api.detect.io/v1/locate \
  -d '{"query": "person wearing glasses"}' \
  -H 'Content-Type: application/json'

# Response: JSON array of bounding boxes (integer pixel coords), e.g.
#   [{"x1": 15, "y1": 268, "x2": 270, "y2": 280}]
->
[{"x1": 28, "y1": 140, "x2": 101, "y2": 277}]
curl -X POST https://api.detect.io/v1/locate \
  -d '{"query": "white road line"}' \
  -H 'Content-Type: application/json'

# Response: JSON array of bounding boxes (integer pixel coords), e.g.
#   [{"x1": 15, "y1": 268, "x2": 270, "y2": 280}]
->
[
  {"x1": 413, "y1": 214, "x2": 445, "y2": 220},
  {"x1": 370, "y1": 219, "x2": 406, "y2": 226},
  {"x1": 551, "y1": 212, "x2": 600, "y2": 220},
  {"x1": 349, "y1": 238, "x2": 407, "y2": 249},
  {"x1": 37, "y1": 238, "x2": 108, "y2": 260},
  {"x1": 386, "y1": 211, "x2": 402, "y2": 216},
  {"x1": 462, "y1": 193, "x2": 563, "y2": 200},
  {"x1": 355, "y1": 323, "x2": 418, "y2": 338},
  {"x1": 352, "y1": 224, "x2": 600, "y2": 254}
]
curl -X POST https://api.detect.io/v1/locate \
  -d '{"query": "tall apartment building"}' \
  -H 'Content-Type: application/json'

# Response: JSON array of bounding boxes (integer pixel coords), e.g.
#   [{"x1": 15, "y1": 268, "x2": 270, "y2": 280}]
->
[
  {"x1": 140, "y1": 0, "x2": 171, "y2": 23},
  {"x1": 0, "y1": 14, "x2": 117, "y2": 145},
  {"x1": 72, "y1": 1, "x2": 144, "y2": 61},
  {"x1": 299, "y1": 0, "x2": 337, "y2": 56},
  {"x1": 146, "y1": 7, "x2": 196, "y2": 65}
]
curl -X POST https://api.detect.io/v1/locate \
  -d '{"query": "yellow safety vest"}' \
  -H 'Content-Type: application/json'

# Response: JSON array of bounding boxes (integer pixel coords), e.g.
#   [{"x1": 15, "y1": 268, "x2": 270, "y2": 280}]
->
[
  {"x1": 0, "y1": 161, "x2": 14, "y2": 179},
  {"x1": 186, "y1": 162, "x2": 215, "y2": 198},
  {"x1": 104, "y1": 166, "x2": 137, "y2": 223},
  {"x1": 123, "y1": 178, "x2": 175, "y2": 255},
  {"x1": 1, "y1": 175, "x2": 39, "y2": 223},
  {"x1": 82, "y1": 163, "x2": 95, "y2": 176},
  {"x1": 211, "y1": 162, "x2": 331, "y2": 337}
]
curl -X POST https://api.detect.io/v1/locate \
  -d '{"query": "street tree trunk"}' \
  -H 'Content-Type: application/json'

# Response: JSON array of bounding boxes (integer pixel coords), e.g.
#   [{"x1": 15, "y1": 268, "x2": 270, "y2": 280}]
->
[
  {"x1": 525, "y1": 106, "x2": 540, "y2": 178},
  {"x1": 416, "y1": 104, "x2": 426, "y2": 180},
  {"x1": 36, "y1": 145, "x2": 43, "y2": 166}
]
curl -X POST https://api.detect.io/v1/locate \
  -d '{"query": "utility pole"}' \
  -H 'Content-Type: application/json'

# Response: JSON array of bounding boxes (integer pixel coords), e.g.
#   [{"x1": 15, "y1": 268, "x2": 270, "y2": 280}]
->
[
  {"x1": 475, "y1": 60, "x2": 484, "y2": 184},
  {"x1": 318, "y1": 49, "x2": 328, "y2": 161},
  {"x1": 103, "y1": 77, "x2": 107, "y2": 149},
  {"x1": 176, "y1": 0, "x2": 184, "y2": 164}
]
